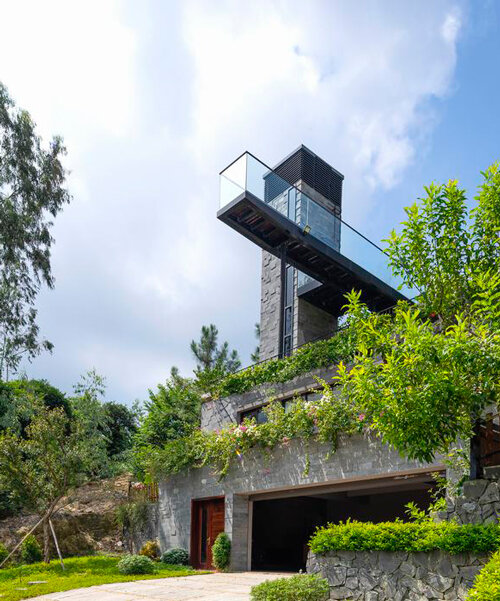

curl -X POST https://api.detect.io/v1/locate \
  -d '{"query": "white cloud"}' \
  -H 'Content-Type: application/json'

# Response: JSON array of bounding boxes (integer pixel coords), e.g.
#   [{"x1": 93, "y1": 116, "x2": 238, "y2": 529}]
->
[{"x1": 0, "y1": 1, "x2": 463, "y2": 402}]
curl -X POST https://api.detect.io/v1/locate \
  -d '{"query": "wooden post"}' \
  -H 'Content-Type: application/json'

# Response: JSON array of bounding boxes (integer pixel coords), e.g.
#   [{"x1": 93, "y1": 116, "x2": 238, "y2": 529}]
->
[{"x1": 49, "y1": 519, "x2": 64, "y2": 570}]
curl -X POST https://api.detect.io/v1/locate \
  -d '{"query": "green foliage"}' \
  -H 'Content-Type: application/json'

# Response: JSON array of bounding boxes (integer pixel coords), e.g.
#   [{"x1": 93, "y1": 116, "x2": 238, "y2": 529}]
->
[
  {"x1": 335, "y1": 291, "x2": 500, "y2": 463},
  {"x1": 467, "y1": 550, "x2": 500, "y2": 600},
  {"x1": 135, "y1": 369, "x2": 201, "y2": 450},
  {"x1": 0, "y1": 542, "x2": 8, "y2": 566},
  {"x1": 0, "y1": 82, "x2": 71, "y2": 379},
  {"x1": 191, "y1": 324, "x2": 241, "y2": 394},
  {"x1": 309, "y1": 520, "x2": 500, "y2": 555},
  {"x1": 211, "y1": 532, "x2": 231, "y2": 571},
  {"x1": 216, "y1": 326, "x2": 358, "y2": 398},
  {"x1": 115, "y1": 500, "x2": 151, "y2": 551},
  {"x1": 102, "y1": 401, "x2": 138, "y2": 459},
  {"x1": 117, "y1": 554, "x2": 155, "y2": 575},
  {"x1": 139, "y1": 540, "x2": 160, "y2": 560},
  {"x1": 384, "y1": 164, "x2": 500, "y2": 324},
  {"x1": 161, "y1": 548, "x2": 189, "y2": 566},
  {"x1": 20, "y1": 535, "x2": 42, "y2": 564},
  {"x1": 0, "y1": 555, "x2": 201, "y2": 601},
  {"x1": 143, "y1": 385, "x2": 359, "y2": 479},
  {"x1": 250, "y1": 574, "x2": 330, "y2": 601}
]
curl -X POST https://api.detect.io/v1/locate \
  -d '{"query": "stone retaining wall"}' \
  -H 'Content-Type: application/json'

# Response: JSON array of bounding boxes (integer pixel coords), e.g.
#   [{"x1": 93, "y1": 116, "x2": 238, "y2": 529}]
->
[
  {"x1": 437, "y1": 478, "x2": 500, "y2": 525},
  {"x1": 307, "y1": 550, "x2": 490, "y2": 601}
]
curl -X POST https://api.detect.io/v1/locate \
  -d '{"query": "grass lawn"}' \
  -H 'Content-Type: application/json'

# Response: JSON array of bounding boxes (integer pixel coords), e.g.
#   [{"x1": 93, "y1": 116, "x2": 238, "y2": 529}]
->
[{"x1": 0, "y1": 555, "x2": 209, "y2": 601}]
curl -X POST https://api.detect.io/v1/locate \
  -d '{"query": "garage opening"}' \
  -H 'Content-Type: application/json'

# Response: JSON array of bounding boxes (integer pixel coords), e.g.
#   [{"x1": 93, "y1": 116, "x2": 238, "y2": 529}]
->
[{"x1": 251, "y1": 478, "x2": 438, "y2": 572}]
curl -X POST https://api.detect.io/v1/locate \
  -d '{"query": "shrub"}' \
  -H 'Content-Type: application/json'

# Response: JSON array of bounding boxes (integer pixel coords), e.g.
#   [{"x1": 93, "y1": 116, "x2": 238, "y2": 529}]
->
[
  {"x1": 212, "y1": 532, "x2": 231, "y2": 571},
  {"x1": 117, "y1": 554, "x2": 156, "y2": 574},
  {"x1": 251, "y1": 574, "x2": 330, "y2": 601},
  {"x1": 20, "y1": 535, "x2": 43, "y2": 564},
  {"x1": 310, "y1": 520, "x2": 500, "y2": 556},
  {"x1": 0, "y1": 542, "x2": 8, "y2": 566},
  {"x1": 217, "y1": 328, "x2": 357, "y2": 398},
  {"x1": 139, "y1": 539, "x2": 160, "y2": 560},
  {"x1": 161, "y1": 548, "x2": 189, "y2": 565},
  {"x1": 467, "y1": 550, "x2": 500, "y2": 600}
]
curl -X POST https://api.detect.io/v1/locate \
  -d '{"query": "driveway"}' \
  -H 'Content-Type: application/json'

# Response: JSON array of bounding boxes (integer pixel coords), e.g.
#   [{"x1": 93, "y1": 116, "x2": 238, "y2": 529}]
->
[{"x1": 33, "y1": 572, "x2": 293, "y2": 601}]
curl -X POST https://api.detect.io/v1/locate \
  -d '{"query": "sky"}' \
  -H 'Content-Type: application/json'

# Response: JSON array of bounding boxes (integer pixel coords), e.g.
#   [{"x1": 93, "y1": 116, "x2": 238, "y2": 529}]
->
[{"x1": 0, "y1": 0, "x2": 499, "y2": 404}]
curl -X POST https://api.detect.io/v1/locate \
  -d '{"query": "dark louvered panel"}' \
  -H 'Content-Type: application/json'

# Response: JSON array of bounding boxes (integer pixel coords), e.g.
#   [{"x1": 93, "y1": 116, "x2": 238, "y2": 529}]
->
[{"x1": 269, "y1": 146, "x2": 344, "y2": 211}]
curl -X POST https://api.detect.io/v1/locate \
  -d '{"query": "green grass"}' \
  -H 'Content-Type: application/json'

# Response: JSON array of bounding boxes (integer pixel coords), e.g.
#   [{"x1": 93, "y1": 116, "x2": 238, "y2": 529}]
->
[{"x1": 0, "y1": 555, "x2": 209, "y2": 601}]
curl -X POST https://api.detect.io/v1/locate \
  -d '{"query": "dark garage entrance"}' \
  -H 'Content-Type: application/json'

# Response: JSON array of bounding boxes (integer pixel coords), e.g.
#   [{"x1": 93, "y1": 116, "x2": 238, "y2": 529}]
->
[{"x1": 251, "y1": 476, "x2": 438, "y2": 572}]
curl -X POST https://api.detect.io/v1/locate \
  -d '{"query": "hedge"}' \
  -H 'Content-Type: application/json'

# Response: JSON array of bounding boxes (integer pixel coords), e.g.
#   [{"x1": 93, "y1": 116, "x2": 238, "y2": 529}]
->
[
  {"x1": 467, "y1": 550, "x2": 500, "y2": 600},
  {"x1": 309, "y1": 520, "x2": 500, "y2": 555},
  {"x1": 250, "y1": 574, "x2": 330, "y2": 601},
  {"x1": 214, "y1": 327, "x2": 357, "y2": 399}
]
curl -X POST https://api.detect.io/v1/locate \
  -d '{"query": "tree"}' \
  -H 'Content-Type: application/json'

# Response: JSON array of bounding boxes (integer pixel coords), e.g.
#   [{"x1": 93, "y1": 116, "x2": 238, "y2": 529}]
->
[
  {"x1": 0, "y1": 82, "x2": 71, "y2": 379},
  {"x1": 102, "y1": 401, "x2": 139, "y2": 458},
  {"x1": 384, "y1": 164, "x2": 500, "y2": 324},
  {"x1": 0, "y1": 399, "x2": 102, "y2": 562},
  {"x1": 251, "y1": 323, "x2": 260, "y2": 363},
  {"x1": 337, "y1": 163, "x2": 500, "y2": 469},
  {"x1": 69, "y1": 370, "x2": 110, "y2": 477},
  {"x1": 135, "y1": 368, "x2": 201, "y2": 449},
  {"x1": 190, "y1": 324, "x2": 241, "y2": 393}
]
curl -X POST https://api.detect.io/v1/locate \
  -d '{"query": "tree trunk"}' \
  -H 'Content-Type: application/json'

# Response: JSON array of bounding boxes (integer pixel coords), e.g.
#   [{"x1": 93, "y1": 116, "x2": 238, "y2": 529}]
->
[{"x1": 43, "y1": 517, "x2": 51, "y2": 563}]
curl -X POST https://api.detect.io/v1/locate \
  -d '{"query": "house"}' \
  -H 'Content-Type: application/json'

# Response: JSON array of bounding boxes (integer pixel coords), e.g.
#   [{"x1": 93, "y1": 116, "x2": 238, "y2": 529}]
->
[{"x1": 157, "y1": 147, "x2": 446, "y2": 572}]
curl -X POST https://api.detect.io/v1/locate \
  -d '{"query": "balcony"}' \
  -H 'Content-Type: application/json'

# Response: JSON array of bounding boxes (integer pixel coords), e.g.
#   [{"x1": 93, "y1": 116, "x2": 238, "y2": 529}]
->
[{"x1": 218, "y1": 152, "x2": 416, "y2": 316}]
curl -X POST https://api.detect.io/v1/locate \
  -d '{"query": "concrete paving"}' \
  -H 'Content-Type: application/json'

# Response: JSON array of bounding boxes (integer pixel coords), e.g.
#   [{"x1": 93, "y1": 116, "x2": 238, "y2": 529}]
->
[{"x1": 32, "y1": 572, "x2": 294, "y2": 601}]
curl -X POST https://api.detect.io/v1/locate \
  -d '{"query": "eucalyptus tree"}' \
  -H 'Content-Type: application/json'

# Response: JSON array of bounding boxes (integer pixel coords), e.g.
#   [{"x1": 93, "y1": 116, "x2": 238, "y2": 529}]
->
[{"x1": 0, "y1": 82, "x2": 70, "y2": 379}]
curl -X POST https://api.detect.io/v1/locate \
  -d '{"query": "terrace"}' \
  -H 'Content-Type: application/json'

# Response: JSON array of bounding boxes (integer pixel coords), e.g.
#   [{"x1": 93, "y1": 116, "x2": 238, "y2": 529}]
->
[{"x1": 218, "y1": 151, "x2": 416, "y2": 316}]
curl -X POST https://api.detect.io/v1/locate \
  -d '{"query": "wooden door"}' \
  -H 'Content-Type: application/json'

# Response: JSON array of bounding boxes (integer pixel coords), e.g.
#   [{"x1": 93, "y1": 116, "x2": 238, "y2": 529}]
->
[{"x1": 191, "y1": 497, "x2": 225, "y2": 569}]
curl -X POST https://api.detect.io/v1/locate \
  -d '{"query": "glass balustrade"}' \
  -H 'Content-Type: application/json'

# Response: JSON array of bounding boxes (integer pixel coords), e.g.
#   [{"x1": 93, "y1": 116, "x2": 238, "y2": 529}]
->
[{"x1": 220, "y1": 152, "x2": 418, "y2": 300}]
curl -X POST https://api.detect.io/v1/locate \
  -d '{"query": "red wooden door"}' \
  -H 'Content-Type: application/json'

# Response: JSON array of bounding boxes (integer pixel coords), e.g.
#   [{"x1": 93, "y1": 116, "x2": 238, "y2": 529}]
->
[{"x1": 191, "y1": 497, "x2": 225, "y2": 569}]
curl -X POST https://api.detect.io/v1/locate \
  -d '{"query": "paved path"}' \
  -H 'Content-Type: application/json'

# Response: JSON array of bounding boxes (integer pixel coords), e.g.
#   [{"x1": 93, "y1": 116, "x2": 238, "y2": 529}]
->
[{"x1": 32, "y1": 572, "x2": 294, "y2": 601}]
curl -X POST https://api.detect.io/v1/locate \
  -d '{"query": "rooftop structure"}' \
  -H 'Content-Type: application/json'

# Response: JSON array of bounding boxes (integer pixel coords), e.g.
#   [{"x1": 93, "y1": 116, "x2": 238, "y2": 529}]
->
[{"x1": 218, "y1": 146, "x2": 414, "y2": 360}]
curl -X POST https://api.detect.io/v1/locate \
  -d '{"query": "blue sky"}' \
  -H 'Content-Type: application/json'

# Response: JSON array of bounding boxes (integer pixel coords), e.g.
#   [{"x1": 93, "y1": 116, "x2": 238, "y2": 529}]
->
[{"x1": 0, "y1": 0, "x2": 498, "y2": 404}]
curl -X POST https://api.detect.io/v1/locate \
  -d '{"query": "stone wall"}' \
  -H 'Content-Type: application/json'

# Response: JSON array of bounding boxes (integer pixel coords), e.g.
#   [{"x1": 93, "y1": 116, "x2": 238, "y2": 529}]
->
[
  {"x1": 200, "y1": 365, "x2": 338, "y2": 431},
  {"x1": 437, "y1": 477, "x2": 500, "y2": 525},
  {"x1": 158, "y1": 435, "x2": 442, "y2": 570},
  {"x1": 307, "y1": 550, "x2": 490, "y2": 601},
  {"x1": 259, "y1": 250, "x2": 281, "y2": 361}
]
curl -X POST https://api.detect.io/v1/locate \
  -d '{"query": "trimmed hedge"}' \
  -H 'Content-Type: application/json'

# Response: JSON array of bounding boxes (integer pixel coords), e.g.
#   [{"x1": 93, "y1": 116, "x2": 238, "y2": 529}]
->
[
  {"x1": 250, "y1": 574, "x2": 330, "y2": 601},
  {"x1": 215, "y1": 328, "x2": 357, "y2": 398},
  {"x1": 212, "y1": 532, "x2": 231, "y2": 571},
  {"x1": 467, "y1": 550, "x2": 500, "y2": 600},
  {"x1": 310, "y1": 521, "x2": 500, "y2": 555}
]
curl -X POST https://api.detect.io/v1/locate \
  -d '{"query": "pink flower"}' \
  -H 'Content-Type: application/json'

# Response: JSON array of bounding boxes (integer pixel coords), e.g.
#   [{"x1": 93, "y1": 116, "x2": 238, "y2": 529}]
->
[
  {"x1": 239, "y1": 425, "x2": 248, "y2": 432},
  {"x1": 282, "y1": 436, "x2": 290, "y2": 444},
  {"x1": 358, "y1": 413, "x2": 366, "y2": 422}
]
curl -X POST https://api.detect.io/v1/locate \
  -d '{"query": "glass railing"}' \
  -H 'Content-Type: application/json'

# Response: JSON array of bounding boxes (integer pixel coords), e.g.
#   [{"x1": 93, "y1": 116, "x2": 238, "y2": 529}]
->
[{"x1": 220, "y1": 152, "x2": 418, "y2": 300}]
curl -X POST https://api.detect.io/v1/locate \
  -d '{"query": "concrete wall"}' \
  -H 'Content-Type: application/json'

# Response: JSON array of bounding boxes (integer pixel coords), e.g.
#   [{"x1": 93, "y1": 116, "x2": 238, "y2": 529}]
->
[
  {"x1": 307, "y1": 550, "x2": 489, "y2": 601},
  {"x1": 200, "y1": 364, "x2": 339, "y2": 431},
  {"x1": 157, "y1": 435, "x2": 442, "y2": 570}
]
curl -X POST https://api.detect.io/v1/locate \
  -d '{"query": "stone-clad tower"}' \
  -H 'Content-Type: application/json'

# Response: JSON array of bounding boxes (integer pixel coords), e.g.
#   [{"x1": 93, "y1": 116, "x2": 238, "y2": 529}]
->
[{"x1": 258, "y1": 146, "x2": 344, "y2": 361}]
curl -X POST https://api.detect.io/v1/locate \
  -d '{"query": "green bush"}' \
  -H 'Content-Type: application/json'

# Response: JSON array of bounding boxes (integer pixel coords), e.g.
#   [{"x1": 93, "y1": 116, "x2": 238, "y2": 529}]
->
[
  {"x1": 117, "y1": 554, "x2": 156, "y2": 574},
  {"x1": 139, "y1": 540, "x2": 160, "y2": 560},
  {"x1": 212, "y1": 532, "x2": 231, "y2": 571},
  {"x1": 310, "y1": 520, "x2": 500, "y2": 555},
  {"x1": 251, "y1": 574, "x2": 330, "y2": 601},
  {"x1": 467, "y1": 550, "x2": 500, "y2": 600},
  {"x1": 0, "y1": 542, "x2": 8, "y2": 566},
  {"x1": 217, "y1": 328, "x2": 357, "y2": 399},
  {"x1": 161, "y1": 548, "x2": 189, "y2": 565},
  {"x1": 20, "y1": 535, "x2": 43, "y2": 564}
]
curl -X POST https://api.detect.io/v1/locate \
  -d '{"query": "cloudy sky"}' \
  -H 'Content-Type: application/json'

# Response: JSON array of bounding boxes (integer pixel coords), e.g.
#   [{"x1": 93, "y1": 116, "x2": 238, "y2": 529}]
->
[{"x1": 0, "y1": 0, "x2": 499, "y2": 404}]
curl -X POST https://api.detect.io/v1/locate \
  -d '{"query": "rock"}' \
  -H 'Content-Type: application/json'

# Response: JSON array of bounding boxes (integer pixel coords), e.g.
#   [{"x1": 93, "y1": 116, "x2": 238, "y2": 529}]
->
[
  {"x1": 345, "y1": 575, "x2": 359, "y2": 589},
  {"x1": 326, "y1": 566, "x2": 347, "y2": 586},
  {"x1": 463, "y1": 479, "x2": 488, "y2": 500},
  {"x1": 365, "y1": 592, "x2": 378, "y2": 601},
  {"x1": 428, "y1": 572, "x2": 454, "y2": 593},
  {"x1": 482, "y1": 482, "x2": 500, "y2": 503},
  {"x1": 378, "y1": 551, "x2": 404, "y2": 574}
]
